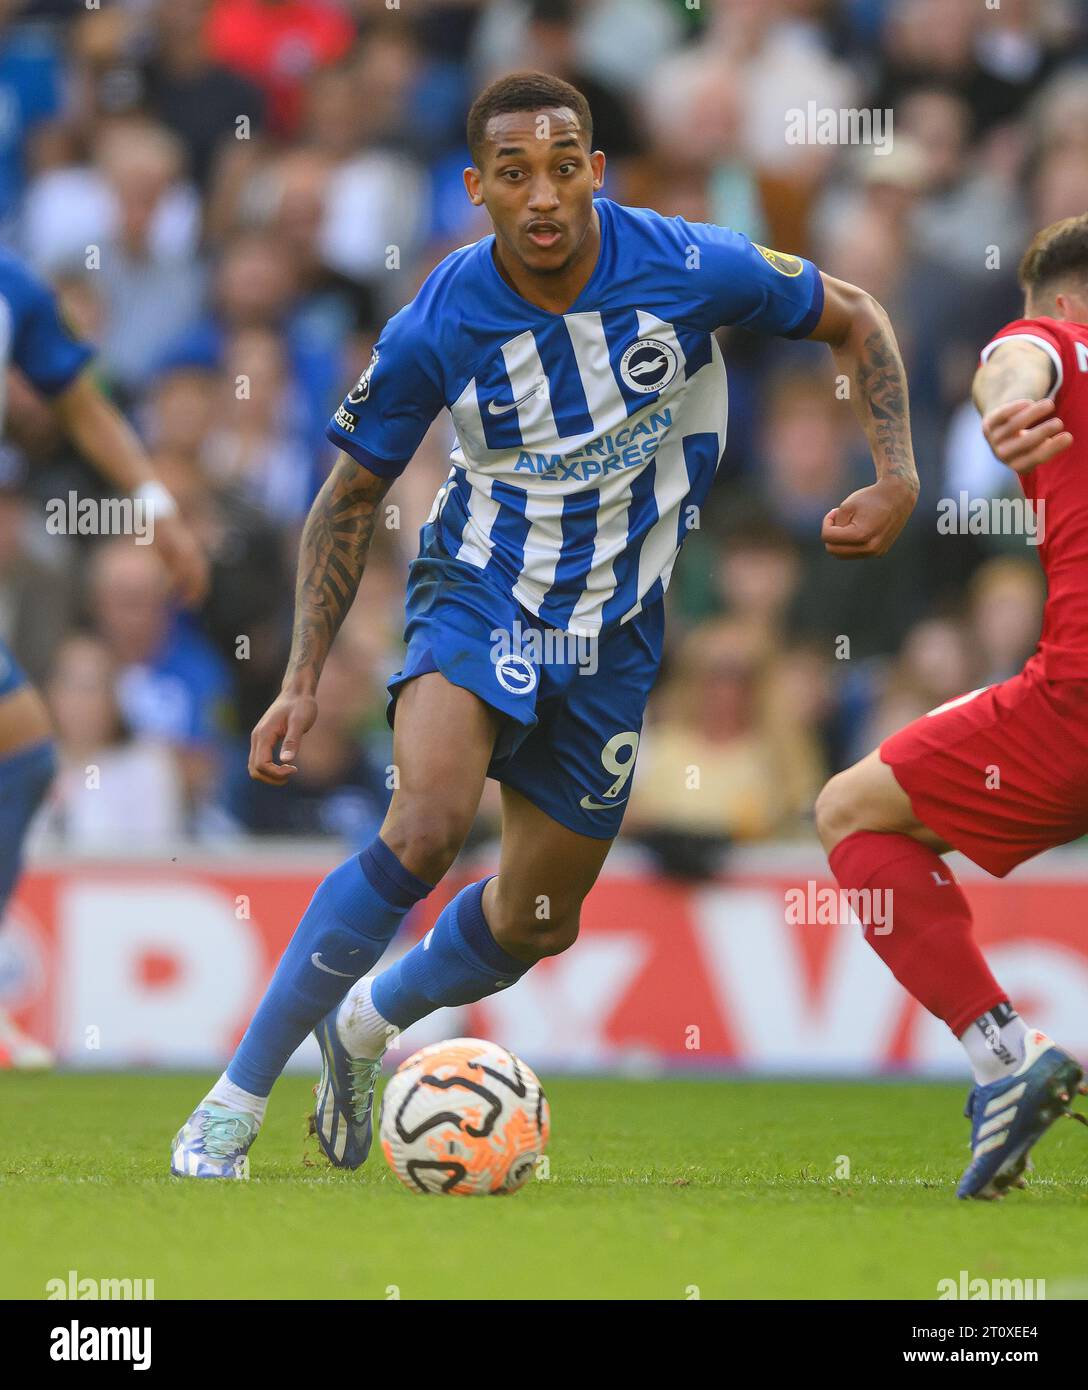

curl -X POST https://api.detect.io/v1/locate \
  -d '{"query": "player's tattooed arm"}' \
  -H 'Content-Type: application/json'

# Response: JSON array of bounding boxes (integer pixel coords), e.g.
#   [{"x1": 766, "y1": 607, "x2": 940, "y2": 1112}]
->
[
  {"x1": 806, "y1": 274, "x2": 918, "y2": 559},
  {"x1": 249, "y1": 453, "x2": 393, "y2": 785},
  {"x1": 288, "y1": 454, "x2": 392, "y2": 685},
  {"x1": 972, "y1": 341, "x2": 1072, "y2": 475}
]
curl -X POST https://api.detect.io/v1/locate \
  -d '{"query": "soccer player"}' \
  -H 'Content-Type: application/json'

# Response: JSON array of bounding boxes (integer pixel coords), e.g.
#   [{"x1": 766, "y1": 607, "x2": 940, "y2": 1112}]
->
[
  {"x1": 0, "y1": 248, "x2": 207, "y2": 1066},
  {"x1": 816, "y1": 213, "x2": 1088, "y2": 1200},
  {"x1": 171, "y1": 72, "x2": 918, "y2": 1179}
]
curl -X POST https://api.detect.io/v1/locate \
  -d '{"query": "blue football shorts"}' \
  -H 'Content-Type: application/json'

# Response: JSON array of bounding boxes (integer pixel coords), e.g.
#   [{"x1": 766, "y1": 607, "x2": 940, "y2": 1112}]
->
[
  {"x1": 0, "y1": 640, "x2": 28, "y2": 700},
  {"x1": 387, "y1": 526, "x2": 664, "y2": 839}
]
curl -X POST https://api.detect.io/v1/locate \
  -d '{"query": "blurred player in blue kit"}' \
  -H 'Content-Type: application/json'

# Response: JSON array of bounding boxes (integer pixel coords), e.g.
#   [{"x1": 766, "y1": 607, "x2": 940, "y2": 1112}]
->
[
  {"x1": 172, "y1": 72, "x2": 918, "y2": 1178},
  {"x1": 0, "y1": 248, "x2": 206, "y2": 1066}
]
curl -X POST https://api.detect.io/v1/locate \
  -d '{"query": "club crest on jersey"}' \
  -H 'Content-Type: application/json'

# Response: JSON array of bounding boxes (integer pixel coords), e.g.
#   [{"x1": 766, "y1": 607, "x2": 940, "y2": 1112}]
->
[
  {"x1": 493, "y1": 653, "x2": 537, "y2": 695},
  {"x1": 753, "y1": 244, "x2": 804, "y2": 277},
  {"x1": 347, "y1": 348, "x2": 380, "y2": 404},
  {"x1": 620, "y1": 338, "x2": 678, "y2": 394}
]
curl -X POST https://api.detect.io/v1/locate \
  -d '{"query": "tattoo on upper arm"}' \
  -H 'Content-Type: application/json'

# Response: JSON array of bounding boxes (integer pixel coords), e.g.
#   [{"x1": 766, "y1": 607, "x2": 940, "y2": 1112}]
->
[
  {"x1": 289, "y1": 455, "x2": 392, "y2": 681},
  {"x1": 856, "y1": 326, "x2": 919, "y2": 494}
]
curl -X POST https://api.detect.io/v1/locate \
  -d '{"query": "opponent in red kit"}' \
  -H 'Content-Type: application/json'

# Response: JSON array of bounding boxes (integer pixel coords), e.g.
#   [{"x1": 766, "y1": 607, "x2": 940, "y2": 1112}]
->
[{"x1": 816, "y1": 213, "x2": 1088, "y2": 1200}]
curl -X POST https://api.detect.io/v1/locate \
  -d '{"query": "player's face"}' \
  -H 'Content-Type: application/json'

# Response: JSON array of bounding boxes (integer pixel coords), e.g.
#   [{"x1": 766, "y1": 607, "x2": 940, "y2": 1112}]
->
[{"x1": 465, "y1": 108, "x2": 605, "y2": 276}]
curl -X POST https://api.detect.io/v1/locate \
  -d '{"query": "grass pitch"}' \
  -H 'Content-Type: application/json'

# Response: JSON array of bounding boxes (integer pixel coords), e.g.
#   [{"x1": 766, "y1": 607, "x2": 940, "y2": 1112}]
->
[{"x1": 2, "y1": 1073, "x2": 1085, "y2": 1300}]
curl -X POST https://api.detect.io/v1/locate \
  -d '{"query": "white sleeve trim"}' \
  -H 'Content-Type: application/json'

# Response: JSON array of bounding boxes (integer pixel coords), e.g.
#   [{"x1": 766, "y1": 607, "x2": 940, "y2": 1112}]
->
[{"x1": 980, "y1": 332, "x2": 1063, "y2": 399}]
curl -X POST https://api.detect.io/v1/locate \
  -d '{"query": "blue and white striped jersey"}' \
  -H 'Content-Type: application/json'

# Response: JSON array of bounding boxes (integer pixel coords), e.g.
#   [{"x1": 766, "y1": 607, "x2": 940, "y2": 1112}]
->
[{"x1": 327, "y1": 198, "x2": 823, "y2": 636}]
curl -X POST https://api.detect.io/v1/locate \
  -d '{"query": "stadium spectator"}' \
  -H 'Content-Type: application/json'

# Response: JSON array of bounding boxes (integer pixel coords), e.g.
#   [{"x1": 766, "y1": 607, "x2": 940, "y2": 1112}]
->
[
  {"x1": 626, "y1": 620, "x2": 797, "y2": 862},
  {"x1": 92, "y1": 123, "x2": 207, "y2": 397},
  {"x1": 86, "y1": 539, "x2": 233, "y2": 822},
  {"x1": 300, "y1": 55, "x2": 431, "y2": 310},
  {"x1": 202, "y1": 325, "x2": 318, "y2": 523},
  {"x1": 140, "y1": 0, "x2": 268, "y2": 192},
  {"x1": 206, "y1": 0, "x2": 356, "y2": 137},
  {"x1": 40, "y1": 632, "x2": 186, "y2": 849},
  {"x1": 967, "y1": 555, "x2": 1046, "y2": 685},
  {"x1": 248, "y1": 148, "x2": 382, "y2": 347},
  {"x1": 155, "y1": 229, "x2": 340, "y2": 450},
  {"x1": 141, "y1": 396, "x2": 293, "y2": 732}
]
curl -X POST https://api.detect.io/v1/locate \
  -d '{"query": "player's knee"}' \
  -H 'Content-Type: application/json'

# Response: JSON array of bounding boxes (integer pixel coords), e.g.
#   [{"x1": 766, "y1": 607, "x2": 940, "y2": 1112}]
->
[
  {"x1": 814, "y1": 772, "x2": 864, "y2": 852},
  {"x1": 493, "y1": 904, "x2": 581, "y2": 963},
  {"x1": 380, "y1": 804, "x2": 472, "y2": 884}
]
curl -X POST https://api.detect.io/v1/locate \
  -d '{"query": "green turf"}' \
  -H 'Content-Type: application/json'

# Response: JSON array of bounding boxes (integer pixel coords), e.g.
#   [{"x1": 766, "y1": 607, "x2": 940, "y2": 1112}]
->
[{"x1": 2, "y1": 1074, "x2": 1085, "y2": 1300}]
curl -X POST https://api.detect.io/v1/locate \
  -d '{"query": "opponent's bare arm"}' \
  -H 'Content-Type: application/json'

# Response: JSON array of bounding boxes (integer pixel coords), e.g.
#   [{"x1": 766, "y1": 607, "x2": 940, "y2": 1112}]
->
[
  {"x1": 51, "y1": 370, "x2": 209, "y2": 605},
  {"x1": 249, "y1": 453, "x2": 393, "y2": 785},
  {"x1": 806, "y1": 274, "x2": 919, "y2": 559},
  {"x1": 972, "y1": 339, "x2": 1073, "y2": 475}
]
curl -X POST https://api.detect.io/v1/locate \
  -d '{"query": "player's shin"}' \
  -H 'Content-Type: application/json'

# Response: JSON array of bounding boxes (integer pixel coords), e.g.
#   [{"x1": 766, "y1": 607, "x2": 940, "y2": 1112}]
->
[
  {"x1": 338, "y1": 876, "x2": 532, "y2": 1060},
  {"x1": 828, "y1": 831, "x2": 1009, "y2": 1055},
  {"x1": 212, "y1": 837, "x2": 433, "y2": 1106}
]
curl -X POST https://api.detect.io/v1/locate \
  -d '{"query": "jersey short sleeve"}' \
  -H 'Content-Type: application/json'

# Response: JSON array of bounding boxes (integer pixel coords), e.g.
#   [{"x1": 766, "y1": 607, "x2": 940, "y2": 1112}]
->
[
  {"x1": 7, "y1": 260, "x2": 94, "y2": 395},
  {"x1": 325, "y1": 304, "x2": 445, "y2": 478},
  {"x1": 676, "y1": 221, "x2": 824, "y2": 338},
  {"x1": 979, "y1": 317, "x2": 1067, "y2": 402}
]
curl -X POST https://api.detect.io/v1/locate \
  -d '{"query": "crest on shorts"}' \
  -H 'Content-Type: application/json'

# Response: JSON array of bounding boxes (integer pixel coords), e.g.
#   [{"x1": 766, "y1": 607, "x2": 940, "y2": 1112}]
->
[{"x1": 494, "y1": 653, "x2": 537, "y2": 695}]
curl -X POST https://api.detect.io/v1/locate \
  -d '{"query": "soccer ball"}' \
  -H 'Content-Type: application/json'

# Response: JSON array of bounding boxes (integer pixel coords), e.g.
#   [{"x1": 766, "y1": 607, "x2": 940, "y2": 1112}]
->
[{"x1": 379, "y1": 1037, "x2": 550, "y2": 1195}]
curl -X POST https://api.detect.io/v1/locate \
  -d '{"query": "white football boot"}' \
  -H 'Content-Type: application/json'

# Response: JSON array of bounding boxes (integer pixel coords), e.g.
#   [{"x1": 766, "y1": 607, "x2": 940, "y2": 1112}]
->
[{"x1": 170, "y1": 1104, "x2": 259, "y2": 1180}]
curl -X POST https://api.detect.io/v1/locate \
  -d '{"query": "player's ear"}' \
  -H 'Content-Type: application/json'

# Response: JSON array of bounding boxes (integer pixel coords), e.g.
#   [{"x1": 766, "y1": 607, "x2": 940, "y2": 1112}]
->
[
  {"x1": 463, "y1": 165, "x2": 484, "y2": 206},
  {"x1": 590, "y1": 150, "x2": 605, "y2": 191}
]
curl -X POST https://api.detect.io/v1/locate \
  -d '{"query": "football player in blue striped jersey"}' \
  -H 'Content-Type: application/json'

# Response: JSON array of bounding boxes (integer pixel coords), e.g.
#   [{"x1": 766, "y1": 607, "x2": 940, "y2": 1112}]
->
[{"x1": 172, "y1": 72, "x2": 918, "y2": 1178}]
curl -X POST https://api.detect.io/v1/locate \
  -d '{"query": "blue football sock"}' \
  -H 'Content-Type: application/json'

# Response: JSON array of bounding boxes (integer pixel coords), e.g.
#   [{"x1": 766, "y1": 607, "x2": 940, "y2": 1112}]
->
[
  {"x1": 0, "y1": 739, "x2": 56, "y2": 917},
  {"x1": 227, "y1": 837, "x2": 432, "y2": 1096},
  {"x1": 371, "y1": 877, "x2": 530, "y2": 1030}
]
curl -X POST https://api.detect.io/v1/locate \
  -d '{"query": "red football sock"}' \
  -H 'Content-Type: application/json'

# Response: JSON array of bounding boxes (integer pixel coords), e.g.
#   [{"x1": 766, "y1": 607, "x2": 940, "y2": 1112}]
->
[{"x1": 828, "y1": 830, "x2": 1007, "y2": 1036}]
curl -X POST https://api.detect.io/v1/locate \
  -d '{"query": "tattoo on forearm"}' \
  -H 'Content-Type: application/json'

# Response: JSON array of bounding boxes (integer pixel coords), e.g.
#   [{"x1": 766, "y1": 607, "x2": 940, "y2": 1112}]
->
[
  {"x1": 286, "y1": 456, "x2": 391, "y2": 685},
  {"x1": 855, "y1": 326, "x2": 919, "y2": 494}
]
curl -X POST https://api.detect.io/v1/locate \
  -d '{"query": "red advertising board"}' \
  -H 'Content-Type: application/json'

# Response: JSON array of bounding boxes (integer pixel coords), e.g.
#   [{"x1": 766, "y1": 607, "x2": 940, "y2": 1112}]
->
[{"x1": 3, "y1": 852, "x2": 1086, "y2": 1073}]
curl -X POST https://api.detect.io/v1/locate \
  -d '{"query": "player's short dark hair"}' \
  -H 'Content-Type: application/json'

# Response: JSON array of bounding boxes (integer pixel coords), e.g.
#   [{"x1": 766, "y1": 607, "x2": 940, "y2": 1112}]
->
[
  {"x1": 466, "y1": 71, "x2": 592, "y2": 165},
  {"x1": 1018, "y1": 213, "x2": 1088, "y2": 296}
]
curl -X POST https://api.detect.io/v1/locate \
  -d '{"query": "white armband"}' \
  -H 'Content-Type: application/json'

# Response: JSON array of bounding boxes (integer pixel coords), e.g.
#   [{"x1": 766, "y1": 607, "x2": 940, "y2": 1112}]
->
[{"x1": 133, "y1": 480, "x2": 179, "y2": 519}]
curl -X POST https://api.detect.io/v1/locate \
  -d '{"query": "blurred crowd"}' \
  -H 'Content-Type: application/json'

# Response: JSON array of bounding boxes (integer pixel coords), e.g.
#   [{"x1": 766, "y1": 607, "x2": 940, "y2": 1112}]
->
[{"x1": 0, "y1": 0, "x2": 1085, "y2": 868}]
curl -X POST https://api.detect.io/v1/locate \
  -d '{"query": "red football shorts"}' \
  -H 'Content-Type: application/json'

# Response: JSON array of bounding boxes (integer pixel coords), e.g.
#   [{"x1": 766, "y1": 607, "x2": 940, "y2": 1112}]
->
[{"x1": 880, "y1": 654, "x2": 1088, "y2": 877}]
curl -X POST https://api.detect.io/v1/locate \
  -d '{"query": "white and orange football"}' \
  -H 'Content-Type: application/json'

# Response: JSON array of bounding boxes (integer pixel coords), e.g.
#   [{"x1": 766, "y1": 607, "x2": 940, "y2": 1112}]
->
[{"x1": 379, "y1": 1038, "x2": 550, "y2": 1195}]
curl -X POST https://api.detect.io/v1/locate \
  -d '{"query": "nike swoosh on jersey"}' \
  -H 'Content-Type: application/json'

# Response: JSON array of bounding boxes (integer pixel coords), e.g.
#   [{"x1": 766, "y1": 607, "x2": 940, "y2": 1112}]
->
[
  {"x1": 579, "y1": 795, "x2": 629, "y2": 811},
  {"x1": 487, "y1": 381, "x2": 544, "y2": 415},
  {"x1": 311, "y1": 952, "x2": 354, "y2": 977}
]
